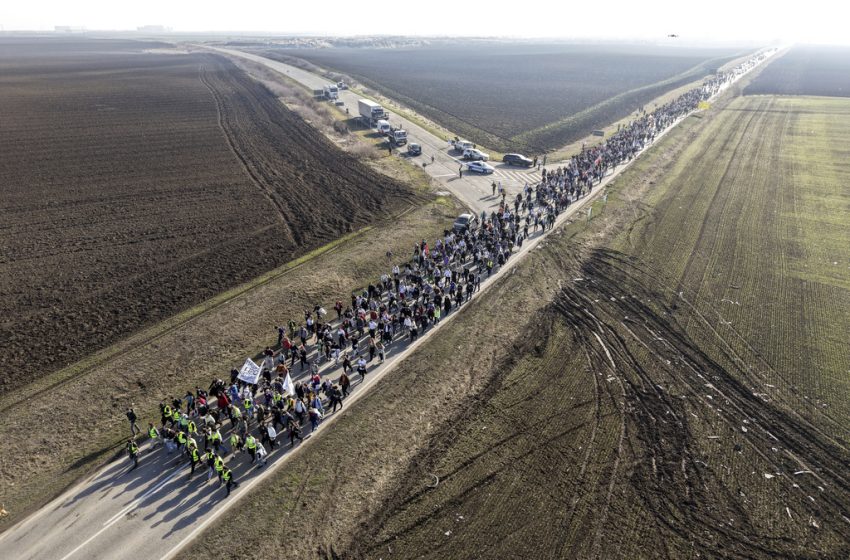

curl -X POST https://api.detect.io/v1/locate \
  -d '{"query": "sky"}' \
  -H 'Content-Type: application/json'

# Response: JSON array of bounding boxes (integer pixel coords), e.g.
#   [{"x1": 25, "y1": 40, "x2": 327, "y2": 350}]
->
[{"x1": 2, "y1": 0, "x2": 847, "y2": 45}]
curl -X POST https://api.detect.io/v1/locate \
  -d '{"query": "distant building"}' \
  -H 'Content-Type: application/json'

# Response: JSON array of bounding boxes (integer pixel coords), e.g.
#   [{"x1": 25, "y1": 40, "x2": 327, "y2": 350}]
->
[{"x1": 54, "y1": 26, "x2": 86, "y2": 33}]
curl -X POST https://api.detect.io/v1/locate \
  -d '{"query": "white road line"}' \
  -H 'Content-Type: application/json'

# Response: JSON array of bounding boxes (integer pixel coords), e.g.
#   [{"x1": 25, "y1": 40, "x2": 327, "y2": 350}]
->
[
  {"x1": 57, "y1": 465, "x2": 184, "y2": 560},
  {"x1": 101, "y1": 465, "x2": 182, "y2": 527}
]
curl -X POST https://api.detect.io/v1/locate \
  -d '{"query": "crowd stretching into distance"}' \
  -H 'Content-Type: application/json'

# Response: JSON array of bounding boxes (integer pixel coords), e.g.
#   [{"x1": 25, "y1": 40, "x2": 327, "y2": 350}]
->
[{"x1": 123, "y1": 51, "x2": 769, "y2": 497}]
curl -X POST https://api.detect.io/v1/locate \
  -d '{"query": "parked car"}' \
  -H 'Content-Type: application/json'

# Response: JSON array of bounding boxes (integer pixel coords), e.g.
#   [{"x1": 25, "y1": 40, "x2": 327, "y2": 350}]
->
[
  {"x1": 463, "y1": 148, "x2": 490, "y2": 161},
  {"x1": 407, "y1": 143, "x2": 422, "y2": 156},
  {"x1": 452, "y1": 139, "x2": 474, "y2": 152},
  {"x1": 502, "y1": 153, "x2": 534, "y2": 167},
  {"x1": 466, "y1": 161, "x2": 495, "y2": 174},
  {"x1": 453, "y1": 213, "x2": 479, "y2": 232}
]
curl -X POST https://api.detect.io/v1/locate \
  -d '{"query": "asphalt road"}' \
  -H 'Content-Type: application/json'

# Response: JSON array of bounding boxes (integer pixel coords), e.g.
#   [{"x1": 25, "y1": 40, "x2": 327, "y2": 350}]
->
[
  {"x1": 211, "y1": 46, "x2": 544, "y2": 215},
  {"x1": 0, "y1": 48, "x2": 774, "y2": 560}
]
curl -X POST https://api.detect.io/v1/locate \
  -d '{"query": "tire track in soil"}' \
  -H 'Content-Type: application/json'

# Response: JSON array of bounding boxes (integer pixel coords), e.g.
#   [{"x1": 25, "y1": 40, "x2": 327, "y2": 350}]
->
[
  {"x1": 552, "y1": 249, "x2": 850, "y2": 558},
  {"x1": 197, "y1": 63, "x2": 294, "y2": 241}
]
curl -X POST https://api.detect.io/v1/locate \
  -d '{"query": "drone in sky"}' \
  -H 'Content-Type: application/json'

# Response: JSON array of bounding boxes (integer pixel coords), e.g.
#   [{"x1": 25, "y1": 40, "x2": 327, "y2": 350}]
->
[{"x1": 668, "y1": 34, "x2": 679, "y2": 38}]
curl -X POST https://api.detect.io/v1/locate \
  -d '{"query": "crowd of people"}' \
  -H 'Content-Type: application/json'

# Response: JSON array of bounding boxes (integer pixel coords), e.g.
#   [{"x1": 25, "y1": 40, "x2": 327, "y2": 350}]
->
[{"x1": 123, "y1": 52, "x2": 767, "y2": 497}]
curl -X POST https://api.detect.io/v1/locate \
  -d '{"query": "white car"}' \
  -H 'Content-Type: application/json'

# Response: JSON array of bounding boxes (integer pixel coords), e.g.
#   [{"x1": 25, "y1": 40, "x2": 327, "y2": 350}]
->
[
  {"x1": 463, "y1": 148, "x2": 490, "y2": 161},
  {"x1": 466, "y1": 161, "x2": 495, "y2": 174}
]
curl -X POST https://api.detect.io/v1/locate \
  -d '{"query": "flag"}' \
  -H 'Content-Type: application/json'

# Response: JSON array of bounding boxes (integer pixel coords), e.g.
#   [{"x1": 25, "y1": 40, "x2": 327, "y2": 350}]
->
[
  {"x1": 237, "y1": 358, "x2": 261, "y2": 385},
  {"x1": 698, "y1": 101, "x2": 711, "y2": 110},
  {"x1": 282, "y1": 372, "x2": 296, "y2": 396}
]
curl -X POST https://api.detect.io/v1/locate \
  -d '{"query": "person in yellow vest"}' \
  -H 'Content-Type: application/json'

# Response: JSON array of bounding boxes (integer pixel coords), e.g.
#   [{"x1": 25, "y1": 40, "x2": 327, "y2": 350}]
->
[
  {"x1": 176, "y1": 430, "x2": 187, "y2": 454},
  {"x1": 147, "y1": 423, "x2": 161, "y2": 449},
  {"x1": 213, "y1": 455, "x2": 225, "y2": 485},
  {"x1": 205, "y1": 449, "x2": 216, "y2": 481},
  {"x1": 161, "y1": 403, "x2": 172, "y2": 426},
  {"x1": 171, "y1": 408, "x2": 181, "y2": 426},
  {"x1": 245, "y1": 434, "x2": 258, "y2": 464},
  {"x1": 229, "y1": 433, "x2": 243, "y2": 455},
  {"x1": 127, "y1": 438, "x2": 140, "y2": 469},
  {"x1": 222, "y1": 467, "x2": 239, "y2": 497},
  {"x1": 187, "y1": 419, "x2": 197, "y2": 436},
  {"x1": 188, "y1": 445, "x2": 201, "y2": 480},
  {"x1": 243, "y1": 395, "x2": 254, "y2": 420},
  {"x1": 209, "y1": 427, "x2": 223, "y2": 454}
]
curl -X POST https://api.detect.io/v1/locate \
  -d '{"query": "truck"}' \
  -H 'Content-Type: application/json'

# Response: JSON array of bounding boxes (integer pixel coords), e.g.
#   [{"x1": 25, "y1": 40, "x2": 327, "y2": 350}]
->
[
  {"x1": 390, "y1": 127, "x2": 408, "y2": 146},
  {"x1": 322, "y1": 84, "x2": 339, "y2": 100},
  {"x1": 358, "y1": 98, "x2": 387, "y2": 123}
]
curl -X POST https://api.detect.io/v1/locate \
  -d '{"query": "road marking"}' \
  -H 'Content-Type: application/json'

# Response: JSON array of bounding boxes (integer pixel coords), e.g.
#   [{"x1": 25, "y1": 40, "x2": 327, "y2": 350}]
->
[{"x1": 56, "y1": 465, "x2": 184, "y2": 560}]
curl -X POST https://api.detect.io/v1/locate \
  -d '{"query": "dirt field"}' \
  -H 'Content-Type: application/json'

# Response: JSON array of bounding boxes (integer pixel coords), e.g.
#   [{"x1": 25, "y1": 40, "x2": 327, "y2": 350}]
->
[
  {"x1": 176, "y1": 91, "x2": 850, "y2": 559},
  {"x1": 260, "y1": 43, "x2": 742, "y2": 153},
  {"x1": 0, "y1": 38, "x2": 414, "y2": 394},
  {"x1": 744, "y1": 45, "x2": 850, "y2": 97}
]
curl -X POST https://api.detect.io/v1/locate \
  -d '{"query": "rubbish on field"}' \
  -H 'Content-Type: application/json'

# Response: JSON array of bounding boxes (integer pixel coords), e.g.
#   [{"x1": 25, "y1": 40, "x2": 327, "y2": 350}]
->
[
  {"x1": 786, "y1": 507, "x2": 793, "y2": 520},
  {"x1": 763, "y1": 473, "x2": 775, "y2": 479},
  {"x1": 427, "y1": 473, "x2": 440, "y2": 488},
  {"x1": 794, "y1": 470, "x2": 813, "y2": 476},
  {"x1": 444, "y1": 530, "x2": 452, "y2": 536},
  {"x1": 707, "y1": 435, "x2": 720, "y2": 439}
]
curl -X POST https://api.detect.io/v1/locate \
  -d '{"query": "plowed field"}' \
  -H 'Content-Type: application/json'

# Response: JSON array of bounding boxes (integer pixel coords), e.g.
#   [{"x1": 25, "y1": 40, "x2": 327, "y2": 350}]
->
[
  {"x1": 262, "y1": 43, "x2": 744, "y2": 152},
  {"x1": 0, "y1": 38, "x2": 413, "y2": 393}
]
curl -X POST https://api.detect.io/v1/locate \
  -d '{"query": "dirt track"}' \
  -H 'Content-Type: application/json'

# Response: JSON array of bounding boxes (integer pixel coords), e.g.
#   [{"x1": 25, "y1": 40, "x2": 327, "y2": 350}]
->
[{"x1": 0, "y1": 39, "x2": 413, "y2": 393}]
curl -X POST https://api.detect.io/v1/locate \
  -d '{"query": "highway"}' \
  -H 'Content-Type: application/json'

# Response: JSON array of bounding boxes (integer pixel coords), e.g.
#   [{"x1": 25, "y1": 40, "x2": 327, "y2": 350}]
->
[
  {"x1": 211, "y1": 46, "x2": 544, "y2": 215},
  {"x1": 0, "y1": 47, "x2": 773, "y2": 560}
]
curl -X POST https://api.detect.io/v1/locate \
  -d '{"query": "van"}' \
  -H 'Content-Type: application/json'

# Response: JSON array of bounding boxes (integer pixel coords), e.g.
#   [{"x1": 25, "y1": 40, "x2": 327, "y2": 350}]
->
[{"x1": 377, "y1": 119, "x2": 391, "y2": 135}]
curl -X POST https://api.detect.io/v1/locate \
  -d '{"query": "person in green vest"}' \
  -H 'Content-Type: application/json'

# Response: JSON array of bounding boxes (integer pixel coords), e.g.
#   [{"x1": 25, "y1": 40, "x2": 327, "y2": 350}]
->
[
  {"x1": 245, "y1": 434, "x2": 258, "y2": 464},
  {"x1": 222, "y1": 467, "x2": 239, "y2": 497},
  {"x1": 229, "y1": 433, "x2": 243, "y2": 455},
  {"x1": 187, "y1": 444, "x2": 201, "y2": 480},
  {"x1": 243, "y1": 395, "x2": 254, "y2": 420},
  {"x1": 147, "y1": 423, "x2": 160, "y2": 449},
  {"x1": 127, "y1": 438, "x2": 140, "y2": 469},
  {"x1": 208, "y1": 427, "x2": 223, "y2": 454},
  {"x1": 213, "y1": 455, "x2": 225, "y2": 485},
  {"x1": 176, "y1": 430, "x2": 187, "y2": 455},
  {"x1": 205, "y1": 449, "x2": 216, "y2": 481},
  {"x1": 161, "y1": 402, "x2": 172, "y2": 426}
]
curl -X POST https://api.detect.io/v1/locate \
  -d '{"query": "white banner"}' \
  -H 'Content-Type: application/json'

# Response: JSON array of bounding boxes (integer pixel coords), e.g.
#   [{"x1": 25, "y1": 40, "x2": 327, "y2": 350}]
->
[
  {"x1": 282, "y1": 372, "x2": 296, "y2": 396},
  {"x1": 237, "y1": 358, "x2": 262, "y2": 385}
]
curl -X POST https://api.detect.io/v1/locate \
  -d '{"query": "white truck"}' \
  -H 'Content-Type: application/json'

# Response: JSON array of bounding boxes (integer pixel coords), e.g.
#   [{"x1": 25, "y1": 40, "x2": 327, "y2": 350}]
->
[
  {"x1": 358, "y1": 98, "x2": 387, "y2": 123},
  {"x1": 390, "y1": 127, "x2": 408, "y2": 146},
  {"x1": 322, "y1": 84, "x2": 339, "y2": 100},
  {"x1": 377, "y1": 119, "x2": 391, "y2": 135}
]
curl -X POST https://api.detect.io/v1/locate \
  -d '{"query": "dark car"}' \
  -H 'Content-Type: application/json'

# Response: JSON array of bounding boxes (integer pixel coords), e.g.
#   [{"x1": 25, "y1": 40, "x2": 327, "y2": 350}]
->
[
  {"x1": 503, "y1": 153, "x2": 534, "y2": 167},
  {"x1": 452, "y1": 213, "x2": 479, "y2": 233}
]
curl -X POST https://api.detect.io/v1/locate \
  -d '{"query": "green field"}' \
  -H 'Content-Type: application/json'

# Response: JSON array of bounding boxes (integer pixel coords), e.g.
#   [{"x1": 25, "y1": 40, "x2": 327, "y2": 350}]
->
[{"x1": 350, "y1": 95, "x2": 850, "y2": 558}]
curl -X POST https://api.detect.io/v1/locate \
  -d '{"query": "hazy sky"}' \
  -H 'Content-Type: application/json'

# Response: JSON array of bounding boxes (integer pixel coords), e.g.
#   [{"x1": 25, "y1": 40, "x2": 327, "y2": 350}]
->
[{"x1": 2, "y1": 0, "x2": 847, "y2": 45}]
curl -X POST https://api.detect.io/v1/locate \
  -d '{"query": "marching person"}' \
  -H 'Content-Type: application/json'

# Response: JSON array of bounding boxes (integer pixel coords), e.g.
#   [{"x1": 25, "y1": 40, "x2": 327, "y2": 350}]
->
[
  {"x1": 222, "y1": 467, "x2": 239, "y2": 497},
  {"x1": 127, "y1": 438, "x2": 140, "y2": 469},
  {"x1": 188, "y1": 444, "x2": 201, "y2": 480},
  {"x1": 245, "y1": 434, "x2": 258, "y2": 464},
  {"x1": 147, "y1": 423, "x2": 161, "y2": 448},
  {"x1": 126, "y1": 406, "x2": 140, "y2": 436}
]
